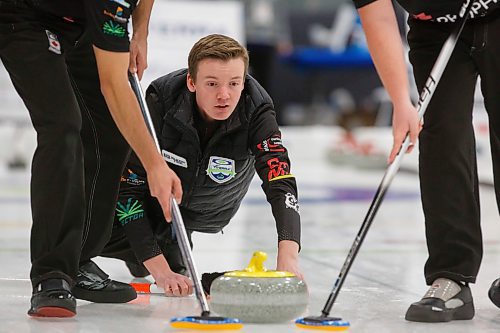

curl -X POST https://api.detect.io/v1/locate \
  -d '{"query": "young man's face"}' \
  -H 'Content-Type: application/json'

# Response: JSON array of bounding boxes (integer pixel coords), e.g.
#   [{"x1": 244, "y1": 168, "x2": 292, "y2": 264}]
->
[{"x1": 187, "y1": 57, "x2": 245, "y2": 122}]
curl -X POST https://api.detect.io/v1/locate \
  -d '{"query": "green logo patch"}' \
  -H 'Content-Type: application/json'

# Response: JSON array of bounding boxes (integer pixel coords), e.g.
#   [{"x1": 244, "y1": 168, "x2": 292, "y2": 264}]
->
[
  {"x1": 116, "y1": 198, "x2": 144, "y2": 226},
  {"x1": 103, "y1": 20, "x2": 126, "y2": 37}
]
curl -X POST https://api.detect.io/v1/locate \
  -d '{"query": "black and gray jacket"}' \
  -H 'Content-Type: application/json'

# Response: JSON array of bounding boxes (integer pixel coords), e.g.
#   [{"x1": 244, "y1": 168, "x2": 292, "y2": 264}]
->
[{"x1": 115, "y1": 69, "x2": 301, "y2": 262}]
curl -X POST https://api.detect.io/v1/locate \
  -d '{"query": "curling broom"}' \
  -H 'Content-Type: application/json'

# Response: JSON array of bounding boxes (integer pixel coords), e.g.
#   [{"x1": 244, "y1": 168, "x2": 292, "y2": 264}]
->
[{"x1": 295, "y1": 0, "x2": 476, "y2": 330}]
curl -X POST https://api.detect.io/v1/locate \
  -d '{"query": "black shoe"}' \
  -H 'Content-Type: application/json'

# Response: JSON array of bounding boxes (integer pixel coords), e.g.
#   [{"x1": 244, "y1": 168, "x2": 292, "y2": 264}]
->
[
  {"x1": 125, "y1": 261, "x2": 150, "y2": 278},
  {"x1": 405, "y1": 278, "x2": 474, "y2": 322},
  {"x1": 71, "y1": 261, "x2": 136, "y2": 303},
  {"x1": 201, "y1": 272, "x2": 226, "y2": 295},
  {"x1": 488, "y1": 278, "x2": 500, "y2": 308},
  {"x1": 28, "y1": 278, "x2": 76, "y2": 318}
]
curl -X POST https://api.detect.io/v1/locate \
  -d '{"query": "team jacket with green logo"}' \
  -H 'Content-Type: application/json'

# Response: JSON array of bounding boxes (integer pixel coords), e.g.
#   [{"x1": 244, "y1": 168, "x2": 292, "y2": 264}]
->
[{"x1": 115, "y1": 69, "x2": 301, "y2": 263}]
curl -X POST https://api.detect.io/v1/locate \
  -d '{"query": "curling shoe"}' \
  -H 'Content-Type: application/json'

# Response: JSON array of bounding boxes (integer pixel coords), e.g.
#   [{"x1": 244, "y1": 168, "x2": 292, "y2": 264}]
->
[
  {"x1": 28, "y1": 278, "x2": 76, "y2": 317},
  {"x1": 72, "y1": 260, "x2": 136, "y2": 303},
  {"x1": 488, "y1": 278, "x2": 500, "y2": 308},
  {"x1": 405, "y1": 278, "x2": 474, "y2": 322}
]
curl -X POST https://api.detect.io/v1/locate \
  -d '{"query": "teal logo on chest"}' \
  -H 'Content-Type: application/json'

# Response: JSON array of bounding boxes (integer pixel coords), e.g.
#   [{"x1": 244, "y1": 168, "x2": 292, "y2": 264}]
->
[{"x1": 206, "y1": 156, "x2": 236, "y2": 184}]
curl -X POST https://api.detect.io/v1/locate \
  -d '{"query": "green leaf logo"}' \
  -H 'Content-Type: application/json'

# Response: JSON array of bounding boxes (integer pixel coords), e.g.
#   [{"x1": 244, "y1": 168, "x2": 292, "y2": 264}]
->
[
  {"x1": 116, "y1": 198, "x2": 144, "y2": 225},
  {"x1": 103, "y1": 20, "x2": 126, "y2": 37}
]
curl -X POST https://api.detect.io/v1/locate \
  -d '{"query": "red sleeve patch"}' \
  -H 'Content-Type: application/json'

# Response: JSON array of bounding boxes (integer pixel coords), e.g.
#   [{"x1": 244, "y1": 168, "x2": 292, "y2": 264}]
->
[
  {"x1": 267, "y1": 158, "x2": 290, "y2": 180},
  {"x1": 257, "y1": 135, "x2": 285, "y2": 152}
]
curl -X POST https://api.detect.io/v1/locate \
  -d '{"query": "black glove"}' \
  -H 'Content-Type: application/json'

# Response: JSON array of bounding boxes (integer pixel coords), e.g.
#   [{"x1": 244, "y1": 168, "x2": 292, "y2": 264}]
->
[{"x1": 201, "y1": 272, "x2": 226, "y2": 295}]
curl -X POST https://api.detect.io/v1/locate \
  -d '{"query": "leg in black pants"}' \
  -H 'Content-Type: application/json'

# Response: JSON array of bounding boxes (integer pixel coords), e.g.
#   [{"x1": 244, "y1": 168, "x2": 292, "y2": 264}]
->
[
  {"x1": 405, "y1": 15, "x2": 500, "y2": 322},
  {"x1": 474, "y1": 14, "x2": 500, "y2": 308},
  {"x1": 0, "y1": 14, "x2": 84, "y2": 316},
  {"x1": 64, "y1": 32, "x2": 131, "y2": 263},
  {"x1": 1, "y1": 10, "x2": 135, "y2": 313},
  {"x1": 52, "y1": 29, "x2": 135, "y2": 304},
  {"x1": 408, "y1": 20, "x2": 482, "y2": 285},
  {"x1": 474, "y1": 17, "x2": 500, "y2": 220}
]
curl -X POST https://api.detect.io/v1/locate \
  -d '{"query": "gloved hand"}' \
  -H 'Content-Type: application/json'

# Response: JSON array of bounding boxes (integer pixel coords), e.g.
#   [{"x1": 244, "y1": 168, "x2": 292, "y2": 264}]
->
[{"x1": 201, "y1": 272, "x2": 227, "y2": 295}]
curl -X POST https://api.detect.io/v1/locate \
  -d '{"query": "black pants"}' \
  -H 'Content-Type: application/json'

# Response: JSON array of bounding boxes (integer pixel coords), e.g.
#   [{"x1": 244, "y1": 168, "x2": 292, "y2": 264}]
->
[
  {"x1": 407, "y1": 15, "x2": 500, "y2": 285},
  {"x1": 0, "y1": 10, "x2": 130, "y2": 287}
]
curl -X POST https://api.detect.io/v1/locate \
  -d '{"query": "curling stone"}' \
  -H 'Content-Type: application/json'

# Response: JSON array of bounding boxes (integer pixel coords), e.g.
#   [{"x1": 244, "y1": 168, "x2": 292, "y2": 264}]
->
[{"x1": 210, "y1": 251, "x2": 308, "y2": 323}]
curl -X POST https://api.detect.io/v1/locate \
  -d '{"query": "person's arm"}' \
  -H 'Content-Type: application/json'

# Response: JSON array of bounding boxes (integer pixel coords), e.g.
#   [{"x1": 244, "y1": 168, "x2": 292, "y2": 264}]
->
[
  {"x1": 129, "y1": 0, "x2": 154, "y2": 79},
  {"x1": 357, "y1": 0, "x2": 421, "y2": 163},
  {"x1": 277, "y1": 240, "x2": 302, "y2": 279},
  {"x1": 83, "y1": 0, "x2": 181, "y2": 221},
  {"x1": 92, "y1": 49, "x2": 182, "y2": 221},
  {"x1": 250, "y1": 105, "x2": 303, "y2": 280},
  {"x1": 143, "y1": 255, "x2": 193, "y2": 297},
  {"x1": 118, "y1": 161, "x2": 192, "y2": 297}
]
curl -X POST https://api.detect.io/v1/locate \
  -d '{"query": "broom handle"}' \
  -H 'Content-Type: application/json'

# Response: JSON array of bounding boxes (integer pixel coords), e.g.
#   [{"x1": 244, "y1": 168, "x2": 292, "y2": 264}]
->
[
  {"x1": 170, "y1": 198, "x2": 211, "y2": 314},
  {"x1": 321, "y1": 0, "x2": 476, "y2": 317},
  {"x1": 128, "y1": 72, "x2": 210, "y2": 315}
]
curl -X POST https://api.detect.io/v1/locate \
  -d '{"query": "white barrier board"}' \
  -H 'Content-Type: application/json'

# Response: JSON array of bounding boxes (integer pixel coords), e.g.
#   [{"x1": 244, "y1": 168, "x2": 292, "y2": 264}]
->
[{"x1": 143, "y1": 0, "x2": 245, "y2": 87}]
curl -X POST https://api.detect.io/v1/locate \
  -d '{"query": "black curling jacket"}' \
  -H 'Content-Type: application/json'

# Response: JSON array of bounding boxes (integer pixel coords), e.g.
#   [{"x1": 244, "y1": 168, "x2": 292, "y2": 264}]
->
[{"x1": 114, "y1": 69, "x2": 301, "y2": 262}]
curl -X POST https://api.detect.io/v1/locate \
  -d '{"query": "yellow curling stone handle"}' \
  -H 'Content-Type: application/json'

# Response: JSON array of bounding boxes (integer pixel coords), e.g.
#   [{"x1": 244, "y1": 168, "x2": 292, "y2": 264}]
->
[{"x1": 224, "y1": 251, "x2": 295, "y2": 278}]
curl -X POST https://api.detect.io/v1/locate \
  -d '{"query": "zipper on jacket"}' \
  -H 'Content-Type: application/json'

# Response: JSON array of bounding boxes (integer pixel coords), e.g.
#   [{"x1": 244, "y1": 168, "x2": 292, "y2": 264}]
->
[
  {"x1": 183, "y1": 154, "x2": 202, "y2": 207},
  {"x1": 183, "y1": 124, "x2": 243, "y2": 207}
]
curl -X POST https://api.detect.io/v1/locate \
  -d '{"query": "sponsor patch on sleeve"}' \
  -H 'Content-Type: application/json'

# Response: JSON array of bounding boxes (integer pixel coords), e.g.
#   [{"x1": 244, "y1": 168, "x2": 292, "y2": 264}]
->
[
  {"x1": 257, "y1": 134, "x2": 285, "y2": 152},
  {"x1": 102, "y1": 20, "x2": 126, "y2": 37},
  {"x1": 267, "y1": 157, "x2": 292, "y2": 181},
  {"x1": 285, "y1": 193, "x2": 299, "y2": 213},
  {"x1": 45, "y1": 30, "x2": 61, "y2": 54},
  {"x1": 116, "y1": 198, "x2": 145, "y2": 226},
  {"x1": 103, "y1": 6, "x2": 128, "y2": 24},
  {"x1": 111, "y1": 0, "x2": 131, "y2": 8},
  {"x1": 120, "y1": 168, "x2": 146, "y2": 186}
]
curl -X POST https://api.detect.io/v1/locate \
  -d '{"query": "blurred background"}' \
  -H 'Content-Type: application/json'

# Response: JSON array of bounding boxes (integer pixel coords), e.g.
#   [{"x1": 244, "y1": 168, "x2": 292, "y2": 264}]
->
[{"x1": 0, "y1": 0, "x2": 492, "y2": 182}]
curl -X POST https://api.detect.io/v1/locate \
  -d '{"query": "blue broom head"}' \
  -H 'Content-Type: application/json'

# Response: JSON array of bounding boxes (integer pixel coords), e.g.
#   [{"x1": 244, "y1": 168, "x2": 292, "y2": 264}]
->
[{"x1": 295, "y1": 316, "x2": 350, "y2": 330}]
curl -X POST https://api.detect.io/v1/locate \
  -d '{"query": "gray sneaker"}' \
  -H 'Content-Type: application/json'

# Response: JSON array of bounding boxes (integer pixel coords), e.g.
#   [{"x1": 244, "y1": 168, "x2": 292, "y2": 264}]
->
[{"x1": 405, "y1": 278, "x2": 474, "y2": 322}]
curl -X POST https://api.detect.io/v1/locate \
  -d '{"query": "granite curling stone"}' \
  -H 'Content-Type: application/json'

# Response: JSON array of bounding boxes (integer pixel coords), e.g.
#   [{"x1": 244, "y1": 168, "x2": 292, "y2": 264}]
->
[{"x1": 210, "y1": 251, "x2": 308, "y2": 323}]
